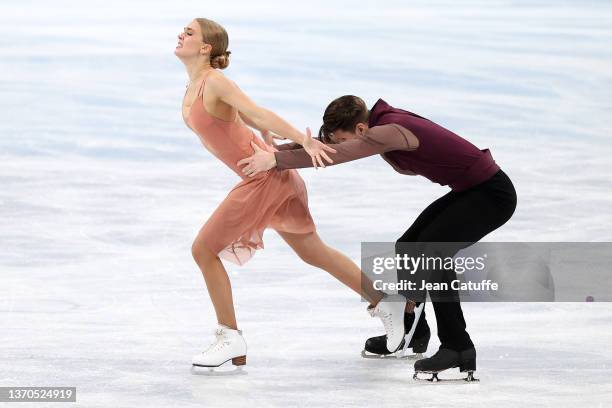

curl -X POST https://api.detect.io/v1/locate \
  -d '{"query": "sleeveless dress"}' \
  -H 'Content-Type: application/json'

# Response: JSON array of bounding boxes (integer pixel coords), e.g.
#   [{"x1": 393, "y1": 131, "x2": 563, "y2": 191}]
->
[{"x1": 183, "y1": 70, "x2": 316, "y2": 265}]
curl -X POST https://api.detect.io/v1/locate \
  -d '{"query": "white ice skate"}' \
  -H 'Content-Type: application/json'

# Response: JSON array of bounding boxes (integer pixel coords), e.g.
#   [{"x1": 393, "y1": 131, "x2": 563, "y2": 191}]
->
[
  {"x1": 191, "y1": 325, "x2": 247, "y2": 375},
  {"x1": 367, "y1": 294, "x2": 407, "y2": 353}
]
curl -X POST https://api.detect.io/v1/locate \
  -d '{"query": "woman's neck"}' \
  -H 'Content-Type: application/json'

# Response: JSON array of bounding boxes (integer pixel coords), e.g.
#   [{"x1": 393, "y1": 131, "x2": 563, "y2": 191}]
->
[{"x1": 187, "y1": 64, "x2": 213, "y2": 84}]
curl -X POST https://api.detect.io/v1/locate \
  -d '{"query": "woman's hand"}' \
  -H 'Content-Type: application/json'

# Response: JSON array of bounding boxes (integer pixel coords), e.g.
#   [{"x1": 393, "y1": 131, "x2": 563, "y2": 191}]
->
[
  {"x1": 237, "y1": 141, "x2": 277, "y2": 177},
  {"x1": 261, "y1": 129, "x2": 286, "y2": 147},
  {"x1": 302, "y1": 127, "x2": 337, "y2": 169}
]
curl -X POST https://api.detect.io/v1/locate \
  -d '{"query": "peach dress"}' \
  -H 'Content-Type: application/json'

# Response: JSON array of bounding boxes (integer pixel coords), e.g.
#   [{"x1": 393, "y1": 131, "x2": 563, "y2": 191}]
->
[{"x1": 183, "y1": 70, "x2": 316, "y2": 265}]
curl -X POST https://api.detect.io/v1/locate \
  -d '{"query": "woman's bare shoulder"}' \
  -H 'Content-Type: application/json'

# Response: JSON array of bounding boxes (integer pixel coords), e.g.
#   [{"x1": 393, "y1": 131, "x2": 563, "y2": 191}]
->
[{"x1": 206, "y1": 69, "x2": 232, "y2": 89}]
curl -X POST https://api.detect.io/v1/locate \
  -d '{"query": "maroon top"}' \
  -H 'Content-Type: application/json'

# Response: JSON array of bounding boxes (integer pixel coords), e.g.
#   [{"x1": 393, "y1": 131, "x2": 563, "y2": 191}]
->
[{"x1": 274, "y1": 98, "x2": 500, "y2": 192}]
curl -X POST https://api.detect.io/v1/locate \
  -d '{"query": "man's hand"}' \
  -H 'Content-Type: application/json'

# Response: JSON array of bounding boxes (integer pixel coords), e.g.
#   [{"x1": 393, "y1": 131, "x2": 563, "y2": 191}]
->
[
  {"x1": 237, "y1": 141, "x2": 277, "y2": 177},
  {"x1": 302, "y1": 127, "x2": 337, "y2": 169}
]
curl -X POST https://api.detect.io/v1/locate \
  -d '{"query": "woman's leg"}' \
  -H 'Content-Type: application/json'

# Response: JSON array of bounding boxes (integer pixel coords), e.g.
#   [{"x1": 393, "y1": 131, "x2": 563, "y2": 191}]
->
[
  {"x1": 191, "y1": 238, "x2": 238, "y2": 330},
  {"x1": 276, "y1": 230, "x2": 384, "y2": 306}
]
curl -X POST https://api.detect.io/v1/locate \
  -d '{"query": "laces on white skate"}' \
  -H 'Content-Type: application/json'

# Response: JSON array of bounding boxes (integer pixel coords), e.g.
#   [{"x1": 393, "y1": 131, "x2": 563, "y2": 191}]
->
[
  {"x1": 369, "y1": 308, "x2": 394, "y2": 337},
  {"x1": 198, "y1": 328, "x2": 223, "y2": 354},
  {"x1": 367, "y1": 294, "x2": 407, "y2": 353}
]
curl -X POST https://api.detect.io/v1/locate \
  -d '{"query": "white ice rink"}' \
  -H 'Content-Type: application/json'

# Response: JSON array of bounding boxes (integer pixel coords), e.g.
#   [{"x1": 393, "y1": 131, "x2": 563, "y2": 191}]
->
[{"x1": 1, "y1": 1, "x2": 612, "y2": 407}]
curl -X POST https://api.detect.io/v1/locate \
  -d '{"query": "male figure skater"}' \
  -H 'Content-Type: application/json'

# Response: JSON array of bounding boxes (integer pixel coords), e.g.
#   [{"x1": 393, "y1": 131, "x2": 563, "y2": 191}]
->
[{"x1": 238, "y1": 96, "x2": 517, "y2": 380}]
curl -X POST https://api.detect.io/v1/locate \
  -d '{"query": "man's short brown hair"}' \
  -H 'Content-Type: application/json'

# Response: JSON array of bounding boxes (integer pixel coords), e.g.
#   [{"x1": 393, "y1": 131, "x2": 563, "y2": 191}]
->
[{"x1": 318, "y1": 95, "x2": 369, "y2": 143}]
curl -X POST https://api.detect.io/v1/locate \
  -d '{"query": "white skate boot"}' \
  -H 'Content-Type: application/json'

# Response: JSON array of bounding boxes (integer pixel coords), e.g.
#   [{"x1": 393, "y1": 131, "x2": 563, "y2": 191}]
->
[
  {"x1": 367, "y1": 294, "x2": 407, "y2": 354},
  {"x1": 191, "y1": 325, "x2": 247, "y2": 374}
]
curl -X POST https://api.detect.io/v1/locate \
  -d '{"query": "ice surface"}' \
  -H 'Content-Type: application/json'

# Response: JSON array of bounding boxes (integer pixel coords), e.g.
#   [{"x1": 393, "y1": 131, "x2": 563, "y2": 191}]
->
[{"x1": 1, "y1": 0, "x2": 612, "y2": 407}]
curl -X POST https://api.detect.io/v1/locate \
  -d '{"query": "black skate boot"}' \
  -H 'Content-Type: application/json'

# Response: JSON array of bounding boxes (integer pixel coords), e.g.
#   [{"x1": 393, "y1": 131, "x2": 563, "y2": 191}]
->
[
  {"x1": 413, "y1": 346, "x2": 478, "y2": 382},
  {"x1": 361, "y1": 309, "x2": 430, "y2": 359}
]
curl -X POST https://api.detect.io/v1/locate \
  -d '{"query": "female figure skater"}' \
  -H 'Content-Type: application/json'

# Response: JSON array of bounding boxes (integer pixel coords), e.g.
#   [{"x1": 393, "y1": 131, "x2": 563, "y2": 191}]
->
[
  {"x1": 174, "y1": 19, "x2": 407, "y2": 370},
  {"x1": 240, "y1": 95, "x2": 518, "y2": 380}
]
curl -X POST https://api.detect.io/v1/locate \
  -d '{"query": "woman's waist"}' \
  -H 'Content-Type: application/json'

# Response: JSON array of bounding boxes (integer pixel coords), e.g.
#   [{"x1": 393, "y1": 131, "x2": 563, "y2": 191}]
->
[
  {"x1": 198, "y1": 133, "x2": 273, "y2": 155},
  {"x1": 202, "y1": 142, "x2": 262, "y2": 163},
  {"x1": 229, "y1": 165, "x2": 304, "y2": 186}
]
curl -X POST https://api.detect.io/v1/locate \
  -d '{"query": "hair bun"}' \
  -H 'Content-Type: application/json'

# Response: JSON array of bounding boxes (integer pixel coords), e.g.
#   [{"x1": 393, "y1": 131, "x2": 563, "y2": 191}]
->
[{"x1": 211, "y1": 51, "x2": 231, "y2": 70}]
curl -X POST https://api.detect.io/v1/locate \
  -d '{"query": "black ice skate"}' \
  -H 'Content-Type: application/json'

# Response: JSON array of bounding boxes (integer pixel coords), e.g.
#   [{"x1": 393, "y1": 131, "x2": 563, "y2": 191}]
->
[
  {"x1": 362, "y1": 303, "x2": 429, "y2": 359},
  {"x1": 413, "y1": 346, "x2": 478, "y2": 382}
]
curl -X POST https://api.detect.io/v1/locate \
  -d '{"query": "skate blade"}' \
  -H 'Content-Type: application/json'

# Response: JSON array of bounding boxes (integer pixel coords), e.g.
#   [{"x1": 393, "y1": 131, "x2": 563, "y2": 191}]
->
[
  {"x1": 413, "y1": 371, "x2": 479, "y2": 383},
  {"x1": 191, "y1": 363, "x2": 247, "y2": 376},
  {"x1": 190, "y1": 365, "x2": 247, "y2": 376},
  {"x1": 361, "y1": 350, "x2": 424, "y2": 360}
]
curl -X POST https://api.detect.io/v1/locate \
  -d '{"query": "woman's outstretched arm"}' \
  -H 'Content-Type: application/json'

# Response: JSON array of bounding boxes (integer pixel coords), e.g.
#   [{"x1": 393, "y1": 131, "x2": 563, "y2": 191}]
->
[
  {"x1": 206, "y1": 72, "x2": 336, "y2": 164},
  {"x1": 238, "y1": 111, "x2": 288, "y2": 147},
  {"x1": 238, "y1": 111, "x2": 263, "y2": 131}
]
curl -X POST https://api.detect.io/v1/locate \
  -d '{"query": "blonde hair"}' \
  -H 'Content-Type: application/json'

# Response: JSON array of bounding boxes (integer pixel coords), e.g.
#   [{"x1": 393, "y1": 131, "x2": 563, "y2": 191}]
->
[{"x1": 196, "y1": 18, "x2": 231, "y2": 70}]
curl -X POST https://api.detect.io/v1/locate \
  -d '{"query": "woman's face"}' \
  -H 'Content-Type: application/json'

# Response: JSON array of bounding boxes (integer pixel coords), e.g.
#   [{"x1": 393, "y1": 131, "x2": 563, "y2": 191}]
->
[{"x1": 175, "y1": 20, "x2": 206, "y2": 57}]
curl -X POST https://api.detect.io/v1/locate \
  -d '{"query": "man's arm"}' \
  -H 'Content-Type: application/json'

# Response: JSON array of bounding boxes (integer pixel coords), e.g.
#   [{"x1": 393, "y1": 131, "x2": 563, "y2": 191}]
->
[
  {"x1": 275, "y1": 142, "x2": 303, "y2": 151},
  {"x1": 275, "y1": 124, "x2": 418, "y2": 170}
]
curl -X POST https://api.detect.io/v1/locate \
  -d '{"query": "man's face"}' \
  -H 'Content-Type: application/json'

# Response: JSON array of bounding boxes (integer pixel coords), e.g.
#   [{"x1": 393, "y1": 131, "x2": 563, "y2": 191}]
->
[{"x1": 329, "y1": 123, "x2": 369, "y2": 143}]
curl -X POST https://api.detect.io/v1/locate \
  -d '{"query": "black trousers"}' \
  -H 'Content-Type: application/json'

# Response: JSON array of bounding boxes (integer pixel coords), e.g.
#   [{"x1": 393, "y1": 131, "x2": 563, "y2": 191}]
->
[{"x1": 397, "y1": 169, "x2": 517, "y2": 351}]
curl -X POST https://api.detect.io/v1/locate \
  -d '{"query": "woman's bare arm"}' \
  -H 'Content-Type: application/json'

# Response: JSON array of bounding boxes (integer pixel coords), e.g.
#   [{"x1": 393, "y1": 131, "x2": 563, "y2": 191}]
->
[
  {"x1": 238, "y1": 111, "x2": 262, "y2": 131},
  {"x1": 207, "y1": 73, "x2": 306, "y2": 144},
  {"x1": 206, "y1": 72, "x2": 336, "y2": 165},
  {"x1": 238, "y1": 111, "x2": 288, "y2": 146}
]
